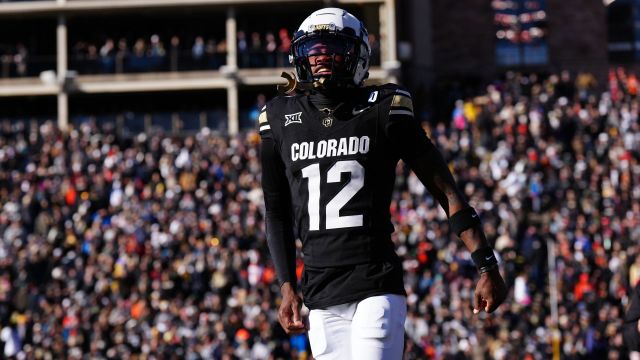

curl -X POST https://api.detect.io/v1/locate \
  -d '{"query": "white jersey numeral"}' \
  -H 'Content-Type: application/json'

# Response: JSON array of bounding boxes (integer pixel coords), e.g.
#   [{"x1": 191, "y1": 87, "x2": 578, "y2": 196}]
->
[
  {"x1": 301, "y1": 163, "x2": 321, "y2": 231},
  {"x1": 301, "y1": 160, "x2": 365, "y2": 231}
]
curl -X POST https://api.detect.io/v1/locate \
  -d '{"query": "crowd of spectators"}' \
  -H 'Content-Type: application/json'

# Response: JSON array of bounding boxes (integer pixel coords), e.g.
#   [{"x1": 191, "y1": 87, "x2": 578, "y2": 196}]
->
[
  {"x1": 0, "y1": 29, "x2": 380, "y2": 77},
  {"x1": 70, "y1": 28, "x2": 380, "y2": 74},
  {"x1": 0, "y1": 43, "x2": 30, "y2": 78},
  {"x1": 399, "y1": 68, "x2": 637, "y2": 359},
  {"x1": 71, "y1": 33, "x2": 229, "y2": 74},
  {"x1": 0, "y1": 68, "x2": 638, "y2": 359},
  {"x1": 70, "y1": 29, "x2": 293, "y2": 74}
]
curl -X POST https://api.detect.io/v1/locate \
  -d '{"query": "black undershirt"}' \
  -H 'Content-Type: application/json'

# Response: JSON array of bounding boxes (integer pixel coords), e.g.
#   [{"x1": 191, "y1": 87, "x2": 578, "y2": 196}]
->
[{"x1": 309, "y1": 90, "x2": 343, "y2": 109}]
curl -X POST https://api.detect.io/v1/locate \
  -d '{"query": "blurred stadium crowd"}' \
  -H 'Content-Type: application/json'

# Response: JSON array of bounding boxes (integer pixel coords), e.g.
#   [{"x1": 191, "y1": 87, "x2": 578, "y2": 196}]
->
[
  {"x1": 0, "y1": 31, "x2": 380, "y2": 77},
  {"x1": 0, "y1": 43, "x2": 29, "y2": 78},
  {"x1": 0, "y1": 68, "x2": 638, "y2": 360}
]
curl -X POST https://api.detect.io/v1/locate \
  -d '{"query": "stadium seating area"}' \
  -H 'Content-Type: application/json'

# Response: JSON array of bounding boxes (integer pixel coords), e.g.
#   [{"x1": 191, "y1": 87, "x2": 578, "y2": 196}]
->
[
  {"x1": 0, "y1": 69, "x2": 638, "y2": 359},
  {"x1": 0, "y1": 29, "x2": 380, "y2": 77}
]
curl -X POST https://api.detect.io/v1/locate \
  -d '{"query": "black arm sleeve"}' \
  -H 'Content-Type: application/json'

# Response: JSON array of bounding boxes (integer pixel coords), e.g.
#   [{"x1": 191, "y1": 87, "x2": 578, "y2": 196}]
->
[
  {"x1": 624, "y1": 285, "x2": 640, "y2": 351},
  {"x1": 382, "y1": 88, "x2": 435, "y2": 161},
  {"x1": 383, "y1": 91, "x2": 470, "y2": 216},
  {"x1": 261, "y1": 136, "x2": 297, "y2": 289},
  {"x1": 386, "y1": 115, "x2": 437, "y2": 163},
  {"x1": 625, "y1": 284, "x2": 640, "y2": 323}
]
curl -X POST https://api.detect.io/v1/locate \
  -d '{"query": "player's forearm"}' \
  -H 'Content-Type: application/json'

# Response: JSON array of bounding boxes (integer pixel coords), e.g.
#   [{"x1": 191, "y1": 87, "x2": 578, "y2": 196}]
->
[
  {"x1": 265, "y1": 212, "x2": 298, "y2": 289},
  {"x1": 458, "y1": 224, "x2": 490, "y2": 253},
  {"x1": 261, "y1": 137, "x2": 298, "y2": 289},
  {"x1": 429, "y1": 169, "x2": 490, "y2": 253},
  {"x1": 263, "y1": 195, "x2": 298, "y2": 289},
  {"x1": 406, "y1": 144, "x2": 467, "y2": 215},
  {"x1": 407, "y1": 146, "x2": 489, "y2": 252}
]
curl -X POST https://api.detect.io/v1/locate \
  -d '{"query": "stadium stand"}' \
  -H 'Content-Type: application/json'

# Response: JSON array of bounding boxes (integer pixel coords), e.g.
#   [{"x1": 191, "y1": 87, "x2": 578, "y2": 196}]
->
[
  {"x1": 1, "y1": 0, "x2": 639, "y2": 359},
  {"x1": 0, "y1": 69, "x2": 638, "y2": 359},
  {"x1": 0, "y1": 0, "x2": 391, "y2": 135}
]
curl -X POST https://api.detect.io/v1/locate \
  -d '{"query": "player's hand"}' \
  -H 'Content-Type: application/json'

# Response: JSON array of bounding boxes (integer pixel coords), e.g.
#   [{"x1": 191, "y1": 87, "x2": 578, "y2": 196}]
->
[
  {"x1": 473, "y1": 267, "x2": 507, "y2": 314},
  {"x1": 278, "y1": 282, "x2": 306, "y2": 334}
]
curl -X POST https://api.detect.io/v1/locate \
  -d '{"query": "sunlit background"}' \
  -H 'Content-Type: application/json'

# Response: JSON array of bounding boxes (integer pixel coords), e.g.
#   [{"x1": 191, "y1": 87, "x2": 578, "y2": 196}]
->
[{"x1": 0, "y1": 0, "x2": 639, "y2": 359}]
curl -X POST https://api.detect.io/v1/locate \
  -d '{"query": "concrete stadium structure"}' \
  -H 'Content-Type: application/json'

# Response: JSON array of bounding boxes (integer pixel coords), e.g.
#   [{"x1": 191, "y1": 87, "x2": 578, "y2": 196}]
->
[{"x1": 0, "y1": 0, "x2": 400, "y2": 134}]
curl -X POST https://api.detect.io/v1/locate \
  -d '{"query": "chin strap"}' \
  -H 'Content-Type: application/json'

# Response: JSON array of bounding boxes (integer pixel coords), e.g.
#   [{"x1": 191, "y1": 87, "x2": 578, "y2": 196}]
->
[
  {"x1": 313, "y1": 77, "x2": 330, "y2": 90},
  {"x1": 278, "y1": 71, "x2": 359, "y2": 94},
  {"x1": 311, "y1": 77, "x2": 358, "y2": 91}
]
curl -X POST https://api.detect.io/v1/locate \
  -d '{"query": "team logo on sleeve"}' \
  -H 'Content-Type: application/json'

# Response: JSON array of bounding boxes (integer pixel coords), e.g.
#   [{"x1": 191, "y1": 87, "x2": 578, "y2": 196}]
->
[{"x1": 284, "y1": 112, "x2": 303, "y2": 126}]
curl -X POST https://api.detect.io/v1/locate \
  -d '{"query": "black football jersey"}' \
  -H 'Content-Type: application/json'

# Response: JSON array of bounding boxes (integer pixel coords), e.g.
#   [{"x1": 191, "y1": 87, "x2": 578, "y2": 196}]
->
[{"x1": 260, "y1": 83, "x2": 432, "y2": 307}]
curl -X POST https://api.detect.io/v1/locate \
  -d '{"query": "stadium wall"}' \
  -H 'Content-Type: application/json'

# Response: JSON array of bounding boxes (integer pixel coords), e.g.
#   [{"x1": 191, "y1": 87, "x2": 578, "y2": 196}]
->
[
  {"x1": 402, "y1": 0, "x2": 609, "y2": 86},
  {"x1": 0, "y1": 0, "x2": 397, "y2": 134},
  {"x1": 546, "y1": 0, "x2": 608, "y2": 83}
]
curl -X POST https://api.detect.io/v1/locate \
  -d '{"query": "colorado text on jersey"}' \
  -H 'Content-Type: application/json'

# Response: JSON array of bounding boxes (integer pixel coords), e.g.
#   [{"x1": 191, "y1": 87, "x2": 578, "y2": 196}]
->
[{"x1": 290, "y1": 136, "x2": 370, "y2": 161}]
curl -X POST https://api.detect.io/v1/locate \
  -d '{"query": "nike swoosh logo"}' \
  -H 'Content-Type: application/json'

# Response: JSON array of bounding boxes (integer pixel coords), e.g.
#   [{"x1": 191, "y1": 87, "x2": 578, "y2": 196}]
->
[
  {"x1": 352, "y1": 106, "x2": 371, "y2": 115},
  {"x1": 471, "y1": 214, "x2": 478, "y2": 218},
  {"x1": 485, "y1": 256, "x2": 494, "y2": 261}
]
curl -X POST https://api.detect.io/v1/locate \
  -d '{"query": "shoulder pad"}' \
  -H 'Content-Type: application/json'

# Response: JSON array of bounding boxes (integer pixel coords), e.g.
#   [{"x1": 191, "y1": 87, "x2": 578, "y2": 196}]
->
[
  {"x1": 376, "y1": 83, "x2": 411, "y2": 97},
  {"x1": 258, "y1": 95, "x2": 305, "y2": 136}
]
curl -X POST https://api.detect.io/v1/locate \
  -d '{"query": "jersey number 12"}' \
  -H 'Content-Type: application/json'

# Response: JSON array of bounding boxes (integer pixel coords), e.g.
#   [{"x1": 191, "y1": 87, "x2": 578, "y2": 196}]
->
[{"x1": 301, "y1": 160, "x2": 364, "y2": 231}]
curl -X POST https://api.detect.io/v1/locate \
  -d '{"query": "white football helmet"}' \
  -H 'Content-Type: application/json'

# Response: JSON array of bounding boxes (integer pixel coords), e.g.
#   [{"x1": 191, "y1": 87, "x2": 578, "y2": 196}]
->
[{"x1": 290, "y1": 8, "x2": 371, "y2": 88}]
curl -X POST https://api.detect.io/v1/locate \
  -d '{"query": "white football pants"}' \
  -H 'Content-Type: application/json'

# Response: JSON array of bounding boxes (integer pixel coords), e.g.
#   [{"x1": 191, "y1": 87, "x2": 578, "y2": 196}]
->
[{"x1": 307, "y1": 294, "x2": 407, "y2": 360}]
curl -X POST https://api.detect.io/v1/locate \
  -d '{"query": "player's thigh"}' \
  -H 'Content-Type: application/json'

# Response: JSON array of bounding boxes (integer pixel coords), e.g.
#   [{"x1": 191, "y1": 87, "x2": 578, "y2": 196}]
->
[
  {"x1": 351, "y1": 294, "x2": 407, "y2": 360},
  {"x1": 308, "y1": 307, "x2": 353, "y2": 360}
]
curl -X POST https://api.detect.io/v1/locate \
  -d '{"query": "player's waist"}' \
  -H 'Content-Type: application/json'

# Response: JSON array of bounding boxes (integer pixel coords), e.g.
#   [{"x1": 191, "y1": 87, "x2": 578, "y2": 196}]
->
[{"x1": 301, "y1": 233, "x2": 395, "y2": 267}]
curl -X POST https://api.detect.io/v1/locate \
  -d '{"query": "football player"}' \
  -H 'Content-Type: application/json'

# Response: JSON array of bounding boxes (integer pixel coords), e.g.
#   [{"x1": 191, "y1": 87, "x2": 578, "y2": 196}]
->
[{"x1": 259, "y1": 8, "x2": 508, "y2": 359}]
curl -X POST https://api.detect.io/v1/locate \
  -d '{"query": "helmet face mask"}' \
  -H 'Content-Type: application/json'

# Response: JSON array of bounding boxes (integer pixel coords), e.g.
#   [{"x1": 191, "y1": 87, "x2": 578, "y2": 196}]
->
[
  {"x1": 292, "y1": 34, "x2": 359, "y2": 84},
  {"x1": 290, "y1": 8, "x2": 371, "y2": 88}
]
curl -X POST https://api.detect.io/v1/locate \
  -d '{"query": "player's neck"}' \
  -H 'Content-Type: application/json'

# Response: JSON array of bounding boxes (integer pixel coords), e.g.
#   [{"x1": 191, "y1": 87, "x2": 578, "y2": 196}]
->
[{"x1": 308, "y1": 89, "x2": 346, "y2": 110}]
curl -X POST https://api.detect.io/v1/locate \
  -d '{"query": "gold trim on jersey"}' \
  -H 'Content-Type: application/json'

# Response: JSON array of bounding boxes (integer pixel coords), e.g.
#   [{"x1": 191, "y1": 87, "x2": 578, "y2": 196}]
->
[
  {"x1": 390, "y1": 89, "x2": 414, "y2": 117},
  {"x1": 391, "y1": 95, "x2": 413, "y2": 112},
  {"x1": 259, "y1": 111, "x2": 268, "y2": 124},
  {"x1": 258, "y1": 111, "x2": 271, "y2": 133},
  {"x1": 389, "y1": 109, "x2": 414, "y2": 116}
]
